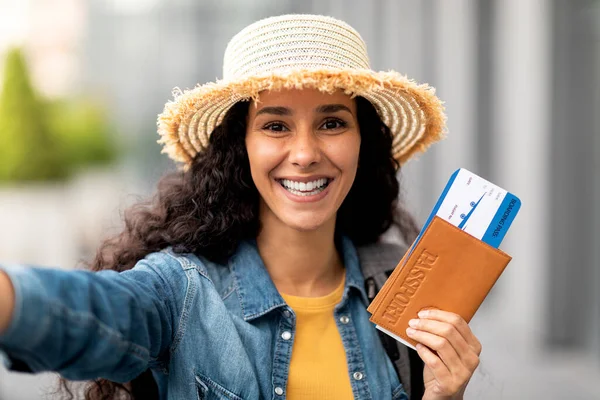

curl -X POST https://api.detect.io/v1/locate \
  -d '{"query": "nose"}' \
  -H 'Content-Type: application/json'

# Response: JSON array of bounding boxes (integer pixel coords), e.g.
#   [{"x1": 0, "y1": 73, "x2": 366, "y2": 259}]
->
[{"x1": 288, "y1": 127, "x2": 321, "y2": 168}]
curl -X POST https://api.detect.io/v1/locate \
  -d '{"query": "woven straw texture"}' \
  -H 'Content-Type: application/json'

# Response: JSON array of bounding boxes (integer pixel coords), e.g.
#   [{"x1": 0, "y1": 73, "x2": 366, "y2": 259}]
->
[{"x1": 158, "y1": 14, "x2": 446, "y2": 167}]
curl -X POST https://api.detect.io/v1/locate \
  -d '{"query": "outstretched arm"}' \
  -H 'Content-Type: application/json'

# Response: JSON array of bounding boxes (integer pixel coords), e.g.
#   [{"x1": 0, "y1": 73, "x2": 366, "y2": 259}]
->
[{"x1": 0, "y1": 255, "x2": 182, "y2": 383}]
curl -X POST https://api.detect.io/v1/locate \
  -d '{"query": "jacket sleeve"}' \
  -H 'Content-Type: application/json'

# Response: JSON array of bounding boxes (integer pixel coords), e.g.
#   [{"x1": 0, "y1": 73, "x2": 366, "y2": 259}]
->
[{"x1": 0, "y1": 253, "x2": 183, "y2": 383}]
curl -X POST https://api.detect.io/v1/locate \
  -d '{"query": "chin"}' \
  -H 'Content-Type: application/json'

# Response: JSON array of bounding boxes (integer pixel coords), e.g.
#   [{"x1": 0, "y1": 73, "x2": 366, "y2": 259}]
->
[{"x1": 281, "y1": 214, "x2": 331, "y2": 232}]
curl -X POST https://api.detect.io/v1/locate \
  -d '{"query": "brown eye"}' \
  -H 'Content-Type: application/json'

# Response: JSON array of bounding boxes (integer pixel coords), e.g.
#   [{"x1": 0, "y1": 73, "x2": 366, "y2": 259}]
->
[
  {"x1": 320, "y1": 118, "x2": 347, "y2": 130},
  {"x1": 263, "y1": 122, "x2": 288, "y2": 132}
]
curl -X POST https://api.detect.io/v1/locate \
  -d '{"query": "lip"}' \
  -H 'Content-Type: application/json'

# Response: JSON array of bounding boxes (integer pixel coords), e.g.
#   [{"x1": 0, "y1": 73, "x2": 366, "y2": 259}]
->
[{"x1": 275, "y1": 177, "x2": 334, "y2": 203}]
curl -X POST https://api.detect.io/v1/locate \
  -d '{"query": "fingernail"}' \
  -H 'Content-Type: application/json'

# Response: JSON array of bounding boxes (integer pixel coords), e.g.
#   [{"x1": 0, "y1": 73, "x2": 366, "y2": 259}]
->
[
  {"x1": 406, "y1": 327, "x2": 416, "y2": 336},
  {"x1": 418, "y1": 310, "x2": 429, "y2": 318},
  {"x1": 408, "y1": 319, "x2": 419, "y2": 328},
  {"x1": 416, "y1": 343, "x2": 423, "y2": 350}
]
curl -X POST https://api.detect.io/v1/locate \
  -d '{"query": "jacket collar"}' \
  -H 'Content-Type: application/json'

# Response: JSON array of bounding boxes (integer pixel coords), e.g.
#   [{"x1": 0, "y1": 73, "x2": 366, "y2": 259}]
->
[{"x1": 230, "y1": 236, "x2": 369, "y2": 322}]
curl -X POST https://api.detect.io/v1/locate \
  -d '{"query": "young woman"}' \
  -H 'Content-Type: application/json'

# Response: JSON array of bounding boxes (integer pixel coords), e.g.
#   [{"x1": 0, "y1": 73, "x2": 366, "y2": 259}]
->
[{"x1": 0, "y1": 15, "x2": 482, "y2": 400}]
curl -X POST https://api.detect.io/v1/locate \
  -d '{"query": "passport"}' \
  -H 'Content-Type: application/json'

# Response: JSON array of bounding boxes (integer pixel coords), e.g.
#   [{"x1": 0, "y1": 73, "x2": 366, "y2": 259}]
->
[{"x1": 367, "y1": 169, "x2": 520, "y2": 350}]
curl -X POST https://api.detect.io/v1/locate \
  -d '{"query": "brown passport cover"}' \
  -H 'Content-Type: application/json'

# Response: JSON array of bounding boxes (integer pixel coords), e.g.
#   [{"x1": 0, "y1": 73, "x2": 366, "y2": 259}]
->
[{"x1": 367, "y1": 216, "x2": 512, "y2": 347}]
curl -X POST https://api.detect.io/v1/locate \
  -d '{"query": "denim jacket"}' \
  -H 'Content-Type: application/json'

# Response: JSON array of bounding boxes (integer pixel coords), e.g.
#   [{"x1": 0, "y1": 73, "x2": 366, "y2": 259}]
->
[{"x1": 0, "y1": 237, "x2": 408, "y2": 400}]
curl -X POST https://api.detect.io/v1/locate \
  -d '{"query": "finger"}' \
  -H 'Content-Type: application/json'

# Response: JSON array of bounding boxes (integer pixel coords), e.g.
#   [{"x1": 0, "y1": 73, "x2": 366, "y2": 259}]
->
[
  {"x1": 418, "y1": 309, "x2": 482, "y2": 355},
  {"x1": 406, "y1": 327, "x2": 463, "y2": 374},
  {"x1": 408, "y1": 318, "x2": 479, "y2": 370},
  {"x1": 416, "y1": 343, "x2": 474, "y2": 396},
  {"x1": 415, "y1": 343, "x2": 452, "y2": 389}
]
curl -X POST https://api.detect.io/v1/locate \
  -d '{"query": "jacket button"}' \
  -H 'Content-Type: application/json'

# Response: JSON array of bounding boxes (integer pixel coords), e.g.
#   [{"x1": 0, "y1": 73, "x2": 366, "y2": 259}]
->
[
  {"x1": 339, "y1": 315, "x2": 350, "y2": 324},
  {"x1": 353, "y1": 371, "x2": 364, "y2": 381},
  {"x1": 281, "y1": 331, "x2": 292, "y2": 340},
  {"x1": 275, "y1": 387, "x2": 284, "y2": 395},
  {"x1": 282, "y1": 310, "x2": 292, "y2": 318}
]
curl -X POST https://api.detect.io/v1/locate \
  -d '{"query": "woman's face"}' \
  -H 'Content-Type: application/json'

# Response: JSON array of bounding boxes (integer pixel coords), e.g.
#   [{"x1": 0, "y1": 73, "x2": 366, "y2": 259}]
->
[{"x1": 245, "y1": 88, "x2": 361, "y2": 232}]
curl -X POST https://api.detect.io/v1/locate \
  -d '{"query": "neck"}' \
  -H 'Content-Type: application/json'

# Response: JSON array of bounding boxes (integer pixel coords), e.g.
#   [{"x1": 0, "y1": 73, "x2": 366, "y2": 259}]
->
[{"x1": 256, "y1": 208, "x2": 344, "y2": 297}]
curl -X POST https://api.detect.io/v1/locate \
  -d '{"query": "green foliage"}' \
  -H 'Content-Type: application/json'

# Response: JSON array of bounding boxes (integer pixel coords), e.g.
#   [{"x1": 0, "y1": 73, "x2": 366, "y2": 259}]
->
[
  {"x1": 0, "y1": 48, "x2": 118, "y2": 183},
  {"x1": 46, "y1": 98, "x2": 118, "y2": 170},
  {"x1": 0, "y1": 48, "x2": 67, "y2": 181}
]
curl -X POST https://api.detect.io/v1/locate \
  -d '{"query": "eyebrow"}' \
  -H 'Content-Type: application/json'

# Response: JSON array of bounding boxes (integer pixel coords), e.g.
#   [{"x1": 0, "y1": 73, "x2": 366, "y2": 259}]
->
[
  {"x1": 255, "y1": 104, "x2": 353, "y2": 117},
  {"x1": 315, "y1": 104, "x2": 353, "y2": 114},
  {"x1": 255, "y1": 106, "x2": 291, "y2": 117}
]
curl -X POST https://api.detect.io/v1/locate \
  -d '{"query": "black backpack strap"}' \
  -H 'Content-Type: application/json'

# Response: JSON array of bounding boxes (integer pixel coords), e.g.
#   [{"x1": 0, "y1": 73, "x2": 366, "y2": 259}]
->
[{"x1": 358, "y1": 242, "x2": 425, "y2": 400}]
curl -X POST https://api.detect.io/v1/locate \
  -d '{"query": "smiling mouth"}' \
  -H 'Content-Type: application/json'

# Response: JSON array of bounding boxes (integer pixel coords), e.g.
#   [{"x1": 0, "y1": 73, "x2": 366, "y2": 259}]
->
[{"x1": 277, "y1": 178, "x2": 332, "y2": 197}]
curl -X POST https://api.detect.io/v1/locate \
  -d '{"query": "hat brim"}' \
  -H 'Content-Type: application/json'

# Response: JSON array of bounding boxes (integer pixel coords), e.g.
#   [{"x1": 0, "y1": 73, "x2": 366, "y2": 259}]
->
[{"x1": 157, "y1": 69, "x2": 446, "y2": 167}]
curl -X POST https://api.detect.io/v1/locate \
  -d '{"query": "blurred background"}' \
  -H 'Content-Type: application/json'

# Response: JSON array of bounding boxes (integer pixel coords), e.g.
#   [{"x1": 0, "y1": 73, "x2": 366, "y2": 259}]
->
[{"x1": 0, "y1": 0, "x2": 598, "y2": 399}]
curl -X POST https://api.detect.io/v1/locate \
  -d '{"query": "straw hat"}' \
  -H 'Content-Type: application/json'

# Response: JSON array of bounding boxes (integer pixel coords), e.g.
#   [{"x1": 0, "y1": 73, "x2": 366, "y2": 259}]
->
[{"x1": 157, "y1": 14, "x2": 446, "y2": 167}]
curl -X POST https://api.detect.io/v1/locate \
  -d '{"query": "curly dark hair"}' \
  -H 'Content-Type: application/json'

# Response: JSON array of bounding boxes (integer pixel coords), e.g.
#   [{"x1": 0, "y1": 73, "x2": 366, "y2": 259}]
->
[{"x1": 59, "y1": 96, "x2": 419, "y2": 399}]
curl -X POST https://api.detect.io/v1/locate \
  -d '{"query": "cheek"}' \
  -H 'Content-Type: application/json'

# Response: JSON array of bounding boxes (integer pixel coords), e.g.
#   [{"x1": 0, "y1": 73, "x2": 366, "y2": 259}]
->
[
  {"x1": 328, "y1": 134, "x2": 361, "y2": 172},
  {"x1": 245, "y1": 135, "x2": 284, "y2": 178}
]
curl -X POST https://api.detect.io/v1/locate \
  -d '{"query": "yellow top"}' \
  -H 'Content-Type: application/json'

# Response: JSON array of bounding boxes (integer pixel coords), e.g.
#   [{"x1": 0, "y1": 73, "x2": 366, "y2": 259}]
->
[{"x1": 280, "y1": 277, "x2": 354, "y2": 400}]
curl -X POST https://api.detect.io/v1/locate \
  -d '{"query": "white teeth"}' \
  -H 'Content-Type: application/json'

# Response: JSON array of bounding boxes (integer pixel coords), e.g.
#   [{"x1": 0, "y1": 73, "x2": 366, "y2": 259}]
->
[
  {"x1": 279, "y1": 178, "x2": 330, "y2": 195},
  {"x1": 285, "y1": 187, "x2": 325, "y2": 196}
]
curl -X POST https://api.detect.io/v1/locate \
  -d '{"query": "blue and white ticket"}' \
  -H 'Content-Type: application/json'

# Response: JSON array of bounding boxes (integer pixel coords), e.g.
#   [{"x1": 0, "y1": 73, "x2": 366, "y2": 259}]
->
[{"x1": 416, "y1": 168, "x2": 521, "y2": 248}]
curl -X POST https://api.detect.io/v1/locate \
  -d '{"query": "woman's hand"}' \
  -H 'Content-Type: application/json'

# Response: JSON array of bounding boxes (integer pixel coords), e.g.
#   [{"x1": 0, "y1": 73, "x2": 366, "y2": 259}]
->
[
  {"x1": 0, "y1": 271, "x2": 15, "y2": 335},
  {"x1": 405, "y1": 309, "x2": 481, "y2": 400}
]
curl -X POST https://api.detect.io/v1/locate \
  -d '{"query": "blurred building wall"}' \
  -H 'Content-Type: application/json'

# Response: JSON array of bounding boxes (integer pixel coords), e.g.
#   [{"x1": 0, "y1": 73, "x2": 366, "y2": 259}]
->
[
  {"x1": 0, "y1": 0, "x2": 599, "y2": 399},
  {"x1": 548, "y1": 0, "x2": 600, "y2": 355}
]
